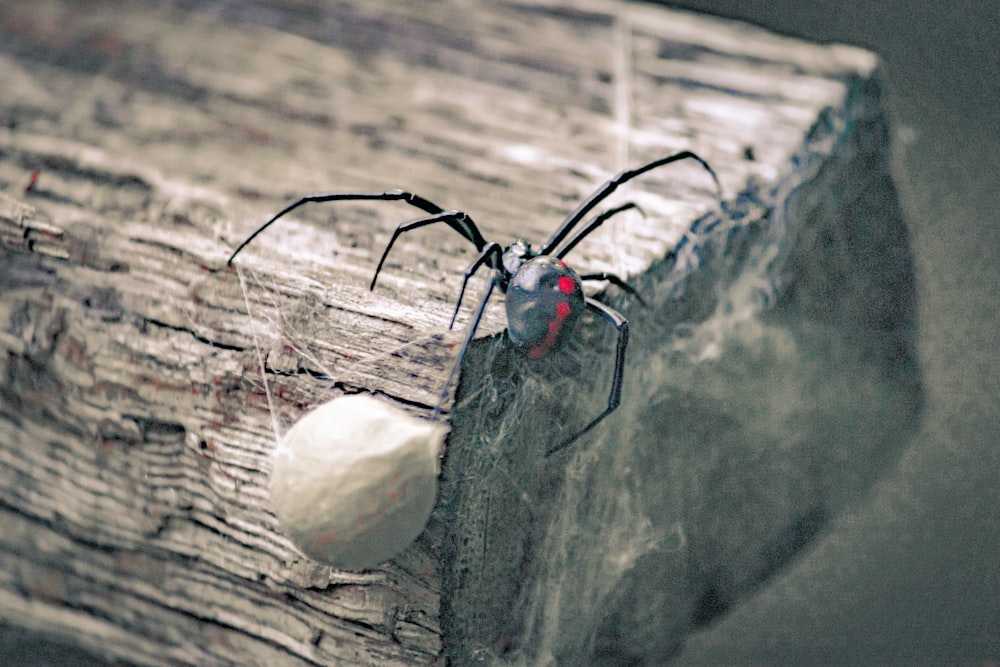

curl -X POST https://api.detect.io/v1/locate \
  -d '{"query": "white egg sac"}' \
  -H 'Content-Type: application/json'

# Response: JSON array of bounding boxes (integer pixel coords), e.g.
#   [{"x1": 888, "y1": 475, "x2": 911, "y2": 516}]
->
[{"x1": 269, "y1": 393, "x2": 447, "y2": 569}]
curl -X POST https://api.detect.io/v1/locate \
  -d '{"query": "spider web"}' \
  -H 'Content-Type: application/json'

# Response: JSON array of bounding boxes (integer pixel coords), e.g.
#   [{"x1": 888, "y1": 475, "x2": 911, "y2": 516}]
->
[{"x1": 232, "y1": 260, "x2": 477, "y2": 445}]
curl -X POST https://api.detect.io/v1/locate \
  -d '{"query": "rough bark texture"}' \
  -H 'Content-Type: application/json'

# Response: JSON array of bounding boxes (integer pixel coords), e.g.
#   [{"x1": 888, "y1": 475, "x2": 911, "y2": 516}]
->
[{"x1": 0, "y1": 1, "x2": 920, "y2": 665}]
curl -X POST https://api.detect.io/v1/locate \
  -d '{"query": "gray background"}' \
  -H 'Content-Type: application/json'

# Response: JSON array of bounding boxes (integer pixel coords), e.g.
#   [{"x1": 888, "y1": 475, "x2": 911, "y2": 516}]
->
[{"x1": 661, "y1": 1, "x2": 1000, "y2": 664}]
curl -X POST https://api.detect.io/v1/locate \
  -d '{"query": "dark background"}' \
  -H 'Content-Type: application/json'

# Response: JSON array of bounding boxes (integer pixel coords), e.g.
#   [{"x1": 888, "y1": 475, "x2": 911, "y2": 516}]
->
[{"x1": 659, "y1": 1, "x2": 1000, "y2": 664}]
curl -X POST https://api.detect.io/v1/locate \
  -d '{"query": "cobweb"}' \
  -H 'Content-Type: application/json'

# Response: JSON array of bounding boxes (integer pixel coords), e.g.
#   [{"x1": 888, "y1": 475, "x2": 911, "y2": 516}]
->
[
  {"x1": 231, "y1": 260, "x2": 474, "y2": 446},
  {"x1": 436, "y1": 183, "x2": 788, "y2": 665}
]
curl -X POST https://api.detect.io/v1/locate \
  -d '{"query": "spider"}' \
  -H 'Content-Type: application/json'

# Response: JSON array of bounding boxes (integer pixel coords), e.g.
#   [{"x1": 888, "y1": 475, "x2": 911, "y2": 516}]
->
[{"x1": 227, "y1": 151, "x2": 722, "y2": 455}]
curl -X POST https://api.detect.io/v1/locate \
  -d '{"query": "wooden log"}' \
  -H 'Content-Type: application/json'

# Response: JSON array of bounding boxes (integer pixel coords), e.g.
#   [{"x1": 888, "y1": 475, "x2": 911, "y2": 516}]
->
[{"x1": 0, "y1": 0, "x2": 921, "y2": 664}]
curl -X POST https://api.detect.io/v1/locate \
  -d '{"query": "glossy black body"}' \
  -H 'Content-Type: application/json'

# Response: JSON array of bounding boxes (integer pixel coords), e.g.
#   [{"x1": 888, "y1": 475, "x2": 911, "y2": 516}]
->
[{"x1": 505, "y1": 255, "x2": 585, "y2": 358}]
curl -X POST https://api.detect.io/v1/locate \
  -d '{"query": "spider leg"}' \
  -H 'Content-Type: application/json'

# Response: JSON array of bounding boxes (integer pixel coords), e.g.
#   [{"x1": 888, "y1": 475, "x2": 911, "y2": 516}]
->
[
  {"x1": 554, "y1": 202, "x2": 643, "y2": 259},
  {"x1": 547, "y1": 297, "x2": 629, "y2": 456},
  {"x1": 434, "y1": 277, "x2": 497, "y2": 419},
  {"x1": 226, "y1": 189, "x2": 487, "y2": 265},
  {"x1": 540, "y1": 150, "x2": 722, "y2": 256},
  {"x1": 450, "y1": 242, "x2": 504, "y2": 328},
  {"x1": 370, "y1": 210, "x2": 491, "y2": 290},
  {"x1": 579, "y1": 272, "x2": 646, "y2": 307}
]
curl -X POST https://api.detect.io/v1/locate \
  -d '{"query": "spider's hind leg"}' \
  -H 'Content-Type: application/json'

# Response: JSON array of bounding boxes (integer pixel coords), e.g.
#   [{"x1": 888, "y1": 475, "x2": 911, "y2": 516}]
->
[
  {"x1": 554, "y1": 202, "x2": 643, "y2": 260},
  {"x1": 580, "y1": 272, "x2": 646, "y2": 306},
  {"x1": 546, "y1": 297, "x2": 629, "y2": 456}
]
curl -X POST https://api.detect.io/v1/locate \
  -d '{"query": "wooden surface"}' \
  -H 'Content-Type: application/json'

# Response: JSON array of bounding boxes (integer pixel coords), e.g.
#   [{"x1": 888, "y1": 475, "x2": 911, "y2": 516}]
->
[{"x1": 0, "y1": 1, "x2": 921, "y2": 665}]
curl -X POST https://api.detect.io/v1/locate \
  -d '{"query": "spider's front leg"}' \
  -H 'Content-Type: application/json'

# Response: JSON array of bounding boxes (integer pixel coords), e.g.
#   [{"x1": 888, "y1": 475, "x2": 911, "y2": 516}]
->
[
  {"x1": 554, "y1": 202, "x2": 643, "y2": 259},
  {"x1": 226, "y1": 190, "x2": 452, "y2": 266},
  {"x1": 366, "y1": 210, "x2": 501, "y2": 330},
  {"x1": 450, "y1": 243, "x2": 504, "y2": 328},
  {"x1": 541, "y1": 150, "x2": 722, "y2": 256}
]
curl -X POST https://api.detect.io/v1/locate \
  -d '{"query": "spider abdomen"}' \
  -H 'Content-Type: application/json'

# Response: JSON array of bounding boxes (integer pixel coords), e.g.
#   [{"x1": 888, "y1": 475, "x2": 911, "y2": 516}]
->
[{"x1": 505, "y1": 256, "x2": 585, "y2": 358}]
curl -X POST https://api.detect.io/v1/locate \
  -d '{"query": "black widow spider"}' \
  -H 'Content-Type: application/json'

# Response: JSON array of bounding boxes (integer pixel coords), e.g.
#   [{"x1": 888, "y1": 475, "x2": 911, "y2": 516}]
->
[{"x1": 227, "y1": 150, "x2": 722, "y2": 455}]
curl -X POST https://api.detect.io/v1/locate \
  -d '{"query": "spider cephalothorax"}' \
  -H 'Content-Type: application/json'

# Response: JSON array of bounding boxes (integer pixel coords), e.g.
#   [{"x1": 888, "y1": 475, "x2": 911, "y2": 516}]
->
[{"x1": 228, "y1": 151, "x2": 721, "y2": 454}]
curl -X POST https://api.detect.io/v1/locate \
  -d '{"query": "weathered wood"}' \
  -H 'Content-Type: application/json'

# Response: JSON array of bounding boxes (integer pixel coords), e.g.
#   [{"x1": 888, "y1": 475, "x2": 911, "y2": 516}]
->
[{"x1": 0, "y1": 0, "x2": 920, "y2": 664}]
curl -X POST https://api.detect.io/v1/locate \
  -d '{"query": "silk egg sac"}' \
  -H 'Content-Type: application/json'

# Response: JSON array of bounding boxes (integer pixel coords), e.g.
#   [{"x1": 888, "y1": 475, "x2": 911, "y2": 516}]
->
[{"x1": 269, "y1": 394, "x2": 447, "y2": 569}]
